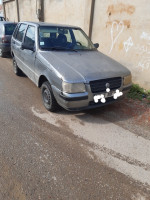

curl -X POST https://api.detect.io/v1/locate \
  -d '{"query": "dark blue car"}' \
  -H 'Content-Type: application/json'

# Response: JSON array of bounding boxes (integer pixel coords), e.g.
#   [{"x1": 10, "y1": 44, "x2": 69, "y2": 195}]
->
[{"x1": 0, "y1": 21, "x2": 16, "y2": 57}]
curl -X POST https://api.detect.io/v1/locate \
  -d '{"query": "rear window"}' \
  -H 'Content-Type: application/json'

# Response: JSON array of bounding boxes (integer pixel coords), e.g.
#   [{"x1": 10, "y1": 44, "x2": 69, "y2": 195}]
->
[{"x1": 5, "y1": 24, "x2": 17, "y2": 35}]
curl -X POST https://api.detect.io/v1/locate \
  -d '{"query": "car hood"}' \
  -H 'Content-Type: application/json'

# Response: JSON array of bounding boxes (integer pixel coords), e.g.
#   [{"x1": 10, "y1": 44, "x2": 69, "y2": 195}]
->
[{"x1": 39, "y1": 50, "x2": 131, "y2": 83}]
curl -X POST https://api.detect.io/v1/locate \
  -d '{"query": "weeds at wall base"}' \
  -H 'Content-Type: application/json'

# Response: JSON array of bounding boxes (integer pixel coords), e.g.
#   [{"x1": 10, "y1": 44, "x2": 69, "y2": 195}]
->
[{"x1": 127, "y1": 84, "x2": 150, "y2": 104}]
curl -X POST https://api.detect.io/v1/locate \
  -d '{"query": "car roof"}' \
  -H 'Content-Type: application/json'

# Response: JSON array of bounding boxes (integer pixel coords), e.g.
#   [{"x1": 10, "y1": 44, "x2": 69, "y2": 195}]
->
[
  {"x1": 20, "y1": 21, "x2": 80, "y2": 29},
  {"x1": 0, "y1": 21, "x2": 17, "y2": 25}
]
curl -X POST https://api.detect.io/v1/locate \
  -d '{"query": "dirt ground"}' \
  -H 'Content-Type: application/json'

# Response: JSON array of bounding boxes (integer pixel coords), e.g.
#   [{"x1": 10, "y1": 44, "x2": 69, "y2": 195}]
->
[{"x1": 92, "y1": 97, "x2": 150, "y2": 139}]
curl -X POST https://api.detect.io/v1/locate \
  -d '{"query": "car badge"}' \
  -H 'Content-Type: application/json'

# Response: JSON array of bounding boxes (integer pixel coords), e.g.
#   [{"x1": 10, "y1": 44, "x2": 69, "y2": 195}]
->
[{"x1": 105, "y1": 83, "x2": 110, "y2": 88}]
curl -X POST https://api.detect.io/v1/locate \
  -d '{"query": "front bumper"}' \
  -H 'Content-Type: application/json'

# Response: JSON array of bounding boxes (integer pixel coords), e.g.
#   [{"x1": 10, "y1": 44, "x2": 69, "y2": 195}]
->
[{"x1": 52, "y1": 84, "x2": 132, "y2": 111}]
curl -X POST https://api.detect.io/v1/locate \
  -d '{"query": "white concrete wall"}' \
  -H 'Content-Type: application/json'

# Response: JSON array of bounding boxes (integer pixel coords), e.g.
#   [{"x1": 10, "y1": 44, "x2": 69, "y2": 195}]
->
[
  {"x1": 5, "y1": 1, "x2": 18, "y2": 22},
  {"x1": 4, "y1": 0, "x2": 92, "y2": 34},
  {"x1": 92, "y1": 0, "x2": 150, "y2": 90},
  {"x1": 18, "y1": 0, "x2": 38, "y2": 22},
  {"x1": 44, "y1": 0, "x2": 92, "y2": 35}
]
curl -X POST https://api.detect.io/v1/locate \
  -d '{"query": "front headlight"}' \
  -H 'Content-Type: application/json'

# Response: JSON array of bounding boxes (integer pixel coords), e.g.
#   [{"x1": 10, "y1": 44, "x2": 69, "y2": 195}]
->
[
  {"x1": 62, "y1": 82, "x2": 86, "y2": 93},
  {"x1": 123, "y1": 74, "x2": 132, "y2": 86}
]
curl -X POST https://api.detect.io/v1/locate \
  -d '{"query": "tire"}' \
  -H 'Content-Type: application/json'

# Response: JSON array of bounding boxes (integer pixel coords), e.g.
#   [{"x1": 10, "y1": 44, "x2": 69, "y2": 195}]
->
[
  {"x1": 41, "y1": 81, "x2": 59, "y2": 112},
  {"x1": 13, "y1": 57, "x2": 22, "y2": 76},
  {"x1": 0, "y1": 48, "x2": 4, "y2": 57}
]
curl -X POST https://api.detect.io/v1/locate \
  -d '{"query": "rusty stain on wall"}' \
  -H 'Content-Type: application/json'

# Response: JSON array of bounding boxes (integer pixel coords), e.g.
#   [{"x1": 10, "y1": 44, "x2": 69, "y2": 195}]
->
[
  {"x1": 106, "y1": 20, "x2": 130, "y2": 28},
  {"x1": 119, "y1": 42, "x2": 124, "y2": 50},
  {"x1": 107, "y1": 3, "x2": 135, "y2": 16}
]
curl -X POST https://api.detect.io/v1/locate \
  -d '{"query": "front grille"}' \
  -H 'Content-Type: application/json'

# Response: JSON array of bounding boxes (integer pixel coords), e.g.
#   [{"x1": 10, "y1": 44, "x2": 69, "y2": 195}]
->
[{"x1": 90, "y1": 77, "x2": 122, "y2": 93}]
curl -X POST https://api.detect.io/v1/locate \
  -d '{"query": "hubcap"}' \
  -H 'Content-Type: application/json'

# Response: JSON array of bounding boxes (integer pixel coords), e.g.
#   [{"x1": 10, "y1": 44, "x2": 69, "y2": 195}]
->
[{"x1": 43, "y1": 88, "x2": 51, "y2": 105}]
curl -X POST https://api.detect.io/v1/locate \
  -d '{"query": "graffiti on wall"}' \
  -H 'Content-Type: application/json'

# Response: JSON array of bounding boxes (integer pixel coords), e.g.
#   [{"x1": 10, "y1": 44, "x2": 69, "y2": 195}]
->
[
  {"x1": 109, "y1": 21, "x2": 124, "y2": 54},
  {"x1": 123, "y1": 36, "x2": 134, "y2": 52},
  {"x1": 108, "y1": 21, "x2": 150, "y2": 71},
  {"x1": 140, "y1": 32, "x2": 150, "y2": 45},
  {"x1": 136, "y1": 56, "x2": 150, "y2": 71},
  {"x1": 135, "y1": 45, "x2": 150, "y2": 71},
  {"x1": 135, "y1": 44, "x2": 150, "y2": 55},
  {"x1": 134, "y1": 32, "x2": 150, "y2": 71}
]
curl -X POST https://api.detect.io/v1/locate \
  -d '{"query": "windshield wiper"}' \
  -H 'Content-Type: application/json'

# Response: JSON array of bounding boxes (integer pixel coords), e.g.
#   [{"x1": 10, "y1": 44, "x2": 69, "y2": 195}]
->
[{"x1": 41, "y1": 46, "x2": 78, "y2": 52}]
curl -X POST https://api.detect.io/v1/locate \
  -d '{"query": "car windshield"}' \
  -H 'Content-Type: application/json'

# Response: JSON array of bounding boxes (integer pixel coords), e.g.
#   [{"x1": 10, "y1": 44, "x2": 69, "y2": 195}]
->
[
  {"x1": 38, "y1": 26, "x2": 95, "y2": 51},
  {"x1": 5, "y1": 24, "x2": 17, "y2": 35}
]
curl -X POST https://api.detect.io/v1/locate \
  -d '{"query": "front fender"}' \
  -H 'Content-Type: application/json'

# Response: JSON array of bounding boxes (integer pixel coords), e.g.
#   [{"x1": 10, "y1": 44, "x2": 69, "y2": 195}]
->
[{"x1": 35, "y1": 58, "x2": 62, "y2": 92}]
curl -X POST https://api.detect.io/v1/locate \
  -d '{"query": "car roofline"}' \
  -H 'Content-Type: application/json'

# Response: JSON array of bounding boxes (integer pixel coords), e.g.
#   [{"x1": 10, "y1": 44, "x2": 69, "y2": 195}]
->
[
  {"x1": 19, "y1": 21, "x2": 80, "y2": 29},
  {"x1": 0, "y1": 21, "x2": 17, "y2": 25}
]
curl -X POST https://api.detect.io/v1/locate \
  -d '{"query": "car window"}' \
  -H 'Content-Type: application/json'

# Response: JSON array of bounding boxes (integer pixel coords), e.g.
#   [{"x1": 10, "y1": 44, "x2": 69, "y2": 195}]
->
[
  {"x1": 5, "y1": 24, "x2": 17, "y2": 35},
  {"x1": 72, "y1": 29, "x2": 89, "y2": 48},
  {"x1": 38, "y1": 26, "x2": 95, "y2": 50},
  {"x1": 39, "y1": 26, "x2": 73, "y2": 49},
  {"x1": 24, "y1": 25, "x2": 35, "y2": 47},
  {"x1": 16, "y1": 23, "x2": 27, "y2": 42}
]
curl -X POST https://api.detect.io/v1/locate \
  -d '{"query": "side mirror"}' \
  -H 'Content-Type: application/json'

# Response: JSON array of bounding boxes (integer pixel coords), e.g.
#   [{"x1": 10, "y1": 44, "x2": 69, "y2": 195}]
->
[
  {"x1": 21, "y1": 43, "x2": 35, "y2": 52},
  {"x1": 94, "y1": 43, "x2": 99, "y2": 49}
]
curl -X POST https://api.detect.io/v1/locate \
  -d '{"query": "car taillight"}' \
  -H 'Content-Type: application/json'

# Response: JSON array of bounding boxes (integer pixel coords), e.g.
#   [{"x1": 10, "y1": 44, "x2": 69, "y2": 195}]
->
[{"x1": 2, "y1": 36, "x2": 9, "y2": 43}]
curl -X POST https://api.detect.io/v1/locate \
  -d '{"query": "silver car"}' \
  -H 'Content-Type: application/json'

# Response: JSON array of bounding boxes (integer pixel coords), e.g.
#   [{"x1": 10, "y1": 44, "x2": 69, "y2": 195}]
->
[{"x1": 11, "y1": 22, "x2": 132, "y2": 112}]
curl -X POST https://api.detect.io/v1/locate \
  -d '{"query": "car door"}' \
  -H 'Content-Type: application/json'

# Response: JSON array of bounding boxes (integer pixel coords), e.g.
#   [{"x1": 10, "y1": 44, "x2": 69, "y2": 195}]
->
[
  {"x1": 13, "y1": 23, "x2": 27, "y2": 71},
  {"x1": 11, "y1": 23, "x2": 20, "y2": 55},
  {"x1": 21, "y1": 25, "x2": 36, "y2": 82}
]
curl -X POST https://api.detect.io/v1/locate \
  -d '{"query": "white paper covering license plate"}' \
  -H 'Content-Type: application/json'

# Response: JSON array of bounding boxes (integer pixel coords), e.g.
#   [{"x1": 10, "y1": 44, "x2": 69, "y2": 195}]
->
[
  {"x1": 93, "y1": 89, "x2": 123, "y2": 103},
  {"x1": 104, "y1": 91, "x2": 115, "y2": 98}
]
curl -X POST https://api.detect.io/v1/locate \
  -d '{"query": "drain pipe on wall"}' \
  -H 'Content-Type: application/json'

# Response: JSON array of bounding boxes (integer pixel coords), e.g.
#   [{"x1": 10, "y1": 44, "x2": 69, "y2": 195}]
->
[
  {"x1": 3, "y1": 1, "x2": 6, "y2": 20},
  {"x1": 89, "y1": 0, "x2": 95, "y2": 40},
  {"x1": 36, "y1": 0, "x2": 44, "y2": 22},
  {"x1": 16, "y1": 0, "x2": 20, "y2": 22}
]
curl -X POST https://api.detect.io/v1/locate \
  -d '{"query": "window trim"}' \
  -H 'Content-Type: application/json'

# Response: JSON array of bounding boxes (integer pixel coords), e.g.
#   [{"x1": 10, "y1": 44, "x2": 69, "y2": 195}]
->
[
  {"x1": 15, "y1": 23, "x2": 28, "y2": 42},
  {"x1": 13, "y1": 23, "x2": 20, "y2": 39},
  {"x1": 23, "y1": 25, "x2": 36, "y2": 48}
]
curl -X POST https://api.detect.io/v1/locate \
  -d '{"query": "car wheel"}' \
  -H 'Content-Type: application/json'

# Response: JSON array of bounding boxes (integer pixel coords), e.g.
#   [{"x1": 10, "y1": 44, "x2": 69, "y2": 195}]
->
[
  {"x1": 0, "y1": 49, "x2": 4, "y2": 57},
  {"x1": 41, "y1": 81, "x2": 59, "y2": 112},
  {"x1": 13, "y1": 57, "x2": 22, "y2": 76}
]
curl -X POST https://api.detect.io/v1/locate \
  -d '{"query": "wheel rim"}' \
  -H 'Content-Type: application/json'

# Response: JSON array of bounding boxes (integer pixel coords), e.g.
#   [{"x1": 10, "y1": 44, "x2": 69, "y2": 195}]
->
[{"x1": 43, "y1": 88, "x2": 51, "y2": 106}]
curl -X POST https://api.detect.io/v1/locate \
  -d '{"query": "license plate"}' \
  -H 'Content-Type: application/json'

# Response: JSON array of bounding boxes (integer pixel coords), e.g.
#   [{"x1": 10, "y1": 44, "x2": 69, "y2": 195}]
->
[
  {"x1": 93, "y1": 89, "x2": 123, "y2": 103},
  {"x1": 104, "y1": 91, "x2": 115, "y2": 98}
]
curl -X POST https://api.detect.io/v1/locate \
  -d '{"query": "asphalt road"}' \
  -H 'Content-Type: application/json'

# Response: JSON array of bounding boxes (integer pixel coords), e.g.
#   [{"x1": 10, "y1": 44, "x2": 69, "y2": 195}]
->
[{"x1": 0, "y1": 56, "x2": 150, "y2": 200}]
